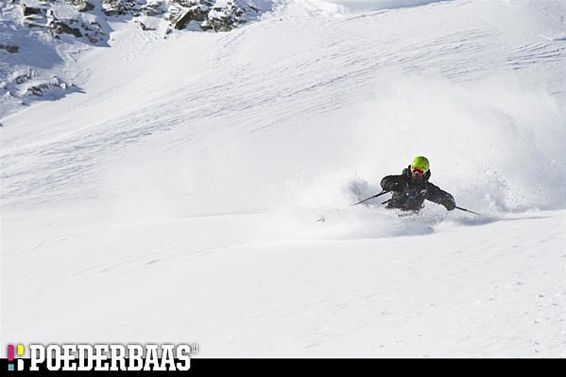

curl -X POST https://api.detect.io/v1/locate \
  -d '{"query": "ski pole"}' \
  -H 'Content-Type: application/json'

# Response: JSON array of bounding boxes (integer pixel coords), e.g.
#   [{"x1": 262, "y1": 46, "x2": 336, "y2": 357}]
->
[
  {"x1": 353, "y1": 191, "x2": 390, "y2": 206},
  {"x1": 455, "y1": 206, "x2": 481, "y2": 216}
]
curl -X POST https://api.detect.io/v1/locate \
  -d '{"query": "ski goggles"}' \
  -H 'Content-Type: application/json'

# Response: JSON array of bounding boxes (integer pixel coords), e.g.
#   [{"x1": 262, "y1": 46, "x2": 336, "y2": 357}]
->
[{"x1": 410, "y1": 167, "x2": 427, "y2": 176}]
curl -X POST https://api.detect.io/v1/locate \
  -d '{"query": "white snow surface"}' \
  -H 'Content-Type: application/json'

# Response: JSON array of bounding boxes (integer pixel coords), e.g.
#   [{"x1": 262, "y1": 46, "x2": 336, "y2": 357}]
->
[{"x1": 1, "y1": 0, "x2": 566, "y2": 357}]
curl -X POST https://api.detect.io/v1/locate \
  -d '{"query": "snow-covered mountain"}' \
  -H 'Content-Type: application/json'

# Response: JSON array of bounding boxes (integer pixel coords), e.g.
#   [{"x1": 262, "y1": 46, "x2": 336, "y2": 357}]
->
[
  {"x1": 1, "y1": 0, "x2": 565, "y2": 357},
  {"x1": 0, "y1": 0, "x2": 273, "y2": 115}
]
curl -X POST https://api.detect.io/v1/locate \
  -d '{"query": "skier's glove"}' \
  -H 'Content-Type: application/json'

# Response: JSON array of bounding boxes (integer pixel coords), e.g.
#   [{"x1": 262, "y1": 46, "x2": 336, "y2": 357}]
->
[
  {"x1": 381, "y1": 179, "x2": 406, "y2": 193},
  {"x1": 443, "y1": 197, "x2": 456, "y2": 211}
]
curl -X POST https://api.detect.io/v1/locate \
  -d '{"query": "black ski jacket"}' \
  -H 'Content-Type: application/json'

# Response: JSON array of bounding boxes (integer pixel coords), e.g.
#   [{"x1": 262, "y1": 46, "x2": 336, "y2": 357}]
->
[{"x1": 380, "y1": 166, "x2": 456, "y2": 212}]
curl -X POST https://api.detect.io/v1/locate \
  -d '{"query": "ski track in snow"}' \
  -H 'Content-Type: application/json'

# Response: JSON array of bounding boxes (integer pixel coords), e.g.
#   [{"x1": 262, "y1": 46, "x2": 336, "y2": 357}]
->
[{"x1": 1, "y1": 0, "x2": 565, "y2": 357}]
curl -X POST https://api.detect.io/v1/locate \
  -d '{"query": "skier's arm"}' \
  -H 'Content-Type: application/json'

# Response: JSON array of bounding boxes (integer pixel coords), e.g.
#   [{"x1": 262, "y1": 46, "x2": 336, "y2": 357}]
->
[
  {"x1": 426, "y1": 182, "x2": 456, "y2": 210},
  {"x1": 380, "y1": 175, "x2": 407, "y2": 192}
]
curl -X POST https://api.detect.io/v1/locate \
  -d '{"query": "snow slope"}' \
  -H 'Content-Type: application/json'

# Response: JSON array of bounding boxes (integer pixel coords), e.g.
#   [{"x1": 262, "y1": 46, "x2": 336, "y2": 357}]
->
[{"x1": 1, "y1": 0, "x2": 565, "y2": 357}]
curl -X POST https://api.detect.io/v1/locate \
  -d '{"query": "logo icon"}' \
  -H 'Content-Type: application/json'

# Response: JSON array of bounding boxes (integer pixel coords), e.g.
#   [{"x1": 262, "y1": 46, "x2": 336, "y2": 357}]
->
[
  {"x1": 6, "y1": 343, "x2": 196, "y2": 371},
  {"x1": 7, "y1": 344, "x2": 25, "y2": 371}
]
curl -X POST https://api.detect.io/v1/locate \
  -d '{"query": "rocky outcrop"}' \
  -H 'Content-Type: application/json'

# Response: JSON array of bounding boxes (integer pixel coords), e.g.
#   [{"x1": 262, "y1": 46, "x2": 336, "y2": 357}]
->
[
  {"x1": 48, "y1": 12, "x2": 83, "y2": 37},
  {"x1": 203, "y1": 2, "x2": 247, "y2": 32},
  {"x1": 165, "y1": 0, "x2": 267, "y2": 33},
  {"x1": 101, "y1": 0, "x2": 141, "y2": 16},
  {"x1": 1, "y1": 0, "x2": 272, "y2": 114},
  {"x1": 17, "y1": 2, "x2": 105, "y2": 44},
  {"x1": 20, "y1": 3, "x2": 49, "y2": 28},
  {"x1": 167, "y1": 2, "x2": 208, "y2": 31},
  {"x1": 46, "y1": 9, "x2": 107, "y2": 43},
  {"x1": 63, "y1": 0, "x2": 96, "y2": 12},
  {"x1": 1, "y1": 69, "x2": 78, "y2": 109},
  {"x1": 25, "y1": 76, "x2": 74, "y2": 97},
  {"x1": 0, "y1": 44, "x2": 20, "y2": 53},
  {"x1": 21, "y1": 4, "x2": 44, "y2": 16},
  {"x1": 139, "y1": 1, "x2": 167, "y2": 16},
  {"x1": 16, "y1": 1, "x2": 270, "y2": 36}
]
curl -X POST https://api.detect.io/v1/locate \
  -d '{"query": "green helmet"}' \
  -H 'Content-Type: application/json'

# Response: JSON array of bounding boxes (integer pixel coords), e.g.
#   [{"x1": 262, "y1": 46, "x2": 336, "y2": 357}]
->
[{"x1": 411, "y1": 156, "x2": 430, "y2": 172}]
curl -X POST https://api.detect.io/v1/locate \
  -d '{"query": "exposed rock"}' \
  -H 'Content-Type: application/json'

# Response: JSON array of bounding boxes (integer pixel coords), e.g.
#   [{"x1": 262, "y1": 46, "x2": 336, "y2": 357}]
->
[
  {"x1": 50, "y1": 19, "x2": 84, "y2": 38},
  {"x1": 18, "y1": 1, "x2": 269, "y2": 36},
  {"x1": 0, "y1": 44, "x2": 20, "y2": 54},
  {"x1": 14, "y1": 73, "x2": 32, "y2": 85},
  {"x1": 21, "y1": 5, "x2": 45, "y2": 17},
  {"x1": 204, "y1": 4, "x2": 246, "y2": 32},
  {"x1": 135, "y1": 20, "x2": 156, "y2": 31},
  {"x1": 46, "y1": 9, "x2": 107, "y2": 44},
  {"x1": 2, "y1": 0, "x2": 271, "y2": 112},
  {"x1": 20, "y1": 4, "x2": 49, "y2": 28},
  {"x1": 54, "y1": 23, "x2": 83, "y2": 38},
  {"x1": 27, "y1": 83, "x2": 49, "y2": 96},
  {"x1": 172, "y1": 7, "x2": 208, "y2": 30},
  {"x1": 78, "y1": 1, "x2": 96, "y2": 12},
  {"x1": 140, "y1": 1, "x2": 167, "y2": 16},
  {"x1": 25, "y1": 76, "x2": 70, "y2": 97},
  {"x1": 166, "y1": 0, "x2": 266, "y2": 33},
  {"x1": 85, "y1": 21, "x2": 106, "y2": 44},
  {"x1": 64, "y1": 0, "x2": 96, "y2": 12},
  {"x1": 101, "y1": 0, "x2": 143, "y2": 16}
]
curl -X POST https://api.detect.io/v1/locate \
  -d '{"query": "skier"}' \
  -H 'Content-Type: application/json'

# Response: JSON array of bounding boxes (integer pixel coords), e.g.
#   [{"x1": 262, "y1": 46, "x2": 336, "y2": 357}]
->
[{"x1": 380, "y1": 156, "x2": 456, "y2": 213}]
